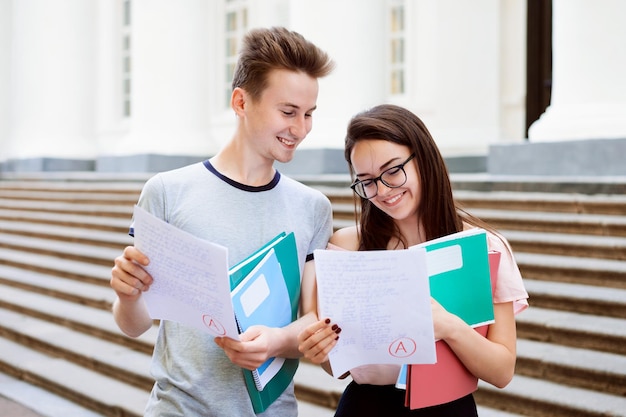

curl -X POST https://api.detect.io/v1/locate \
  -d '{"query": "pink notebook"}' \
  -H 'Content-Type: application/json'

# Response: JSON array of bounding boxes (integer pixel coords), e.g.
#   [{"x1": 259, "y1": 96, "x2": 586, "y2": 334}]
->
[{"x1": 405, "y1": 251, "x2": 500, "y2": 409}]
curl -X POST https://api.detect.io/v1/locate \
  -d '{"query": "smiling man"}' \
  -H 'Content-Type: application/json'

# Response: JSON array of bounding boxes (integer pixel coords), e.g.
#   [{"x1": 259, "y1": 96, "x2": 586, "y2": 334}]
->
[{"x1": 110, "y1": 27, "x2": 335, "y2": 417}]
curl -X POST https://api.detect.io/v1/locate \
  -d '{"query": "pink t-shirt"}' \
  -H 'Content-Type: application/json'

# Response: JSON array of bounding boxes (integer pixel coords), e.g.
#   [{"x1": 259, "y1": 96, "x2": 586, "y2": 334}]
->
[{"x1": 486, "y1": 232, "x2": 529, "y2": 314}]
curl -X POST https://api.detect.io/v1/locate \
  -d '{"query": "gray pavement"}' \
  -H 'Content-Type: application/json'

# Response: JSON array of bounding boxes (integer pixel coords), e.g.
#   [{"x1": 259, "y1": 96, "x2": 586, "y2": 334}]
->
[
  {"x1": 0, "y1": 396, "x2": 44, "y2": 417},
  {"x1": 0, "y1": 374, "x2": 104, "y2": 417}
]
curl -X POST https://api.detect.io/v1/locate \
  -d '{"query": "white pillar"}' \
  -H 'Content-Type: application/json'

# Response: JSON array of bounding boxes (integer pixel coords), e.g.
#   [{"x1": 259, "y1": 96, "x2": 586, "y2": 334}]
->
[
  {"x1": 419, "y1": 0, "x2": 502, "y2": 155},
  {"x1": 122, "y1": 0, "x2": 212, "y2": 156},
  {"x1": 0, "y1": 0, "x2": 11, "y2": 162},
  {"x1": 286, "y1": 0, "x2": 387, "y2": 149},
  {"x1": 529, "y1": 0, "x2": 626, "y2": 141},
  {"x1": 9, "y1": 0, "x2": 97, "y2": 159},
  {"x1": 94, "y1": 0, "x2": 127, "y2": 157}
]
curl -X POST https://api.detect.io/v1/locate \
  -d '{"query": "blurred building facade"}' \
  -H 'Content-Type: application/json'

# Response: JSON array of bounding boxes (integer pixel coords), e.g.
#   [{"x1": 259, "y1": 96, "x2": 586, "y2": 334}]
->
[{"x1": 0, "y1": 0, "x2": 624, "y2": 175}]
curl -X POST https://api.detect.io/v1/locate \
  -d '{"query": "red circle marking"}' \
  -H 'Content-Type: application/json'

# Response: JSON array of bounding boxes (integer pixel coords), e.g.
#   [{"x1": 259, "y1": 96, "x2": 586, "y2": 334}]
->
[
  {"x1": 202, "y1": 315, "x2": 227, "y2": 336},
  {"x1": 388, "y1": 337, "x2": 417, "y2": 358}
]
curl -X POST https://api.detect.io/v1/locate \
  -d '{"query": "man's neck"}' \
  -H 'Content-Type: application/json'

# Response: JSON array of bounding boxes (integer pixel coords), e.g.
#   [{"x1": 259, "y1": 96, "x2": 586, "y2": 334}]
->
[{"x1": 210, "y1": 144, "x2": 276, "y2": 187}]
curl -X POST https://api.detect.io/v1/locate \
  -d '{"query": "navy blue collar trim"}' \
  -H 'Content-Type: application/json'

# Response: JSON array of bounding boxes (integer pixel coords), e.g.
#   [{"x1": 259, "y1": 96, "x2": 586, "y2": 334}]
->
[{"x1": 203, "y1": 159, "x2": 281, "y2": 192}]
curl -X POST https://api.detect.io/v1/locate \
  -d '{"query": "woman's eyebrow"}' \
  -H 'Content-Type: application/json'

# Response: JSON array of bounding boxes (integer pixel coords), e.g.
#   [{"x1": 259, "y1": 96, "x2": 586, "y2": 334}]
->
[{"x1": 354, "y1": 156, "x2": 405, "y2": 178}]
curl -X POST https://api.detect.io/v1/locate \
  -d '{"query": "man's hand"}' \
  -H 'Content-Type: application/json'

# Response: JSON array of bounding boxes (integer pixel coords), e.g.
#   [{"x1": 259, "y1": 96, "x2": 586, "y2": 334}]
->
[
  {"x1": 215, "y1": 325, "x2": 284, "y2": 370},
  {"x1": 111, "y1": 246, "x2": 153, "y2": 301},
  {"x1": 110, "y1": 245, "x2": 154, "y2": 338}
]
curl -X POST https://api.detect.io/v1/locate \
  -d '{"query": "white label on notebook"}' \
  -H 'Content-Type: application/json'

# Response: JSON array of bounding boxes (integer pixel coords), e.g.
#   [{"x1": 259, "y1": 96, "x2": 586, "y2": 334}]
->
[
  {"x1": 240, "y1": 274, "x2": 270, "y2": 317},
  {"x1": 425, "y1": 245, "x2": 463, "y2": 276}
]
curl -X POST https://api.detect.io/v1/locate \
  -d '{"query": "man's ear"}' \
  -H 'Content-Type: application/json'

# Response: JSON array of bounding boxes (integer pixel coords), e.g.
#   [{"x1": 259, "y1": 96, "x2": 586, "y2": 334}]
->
[{"x1": 231, "y1": 87, "x2": 246, "y2": 116}]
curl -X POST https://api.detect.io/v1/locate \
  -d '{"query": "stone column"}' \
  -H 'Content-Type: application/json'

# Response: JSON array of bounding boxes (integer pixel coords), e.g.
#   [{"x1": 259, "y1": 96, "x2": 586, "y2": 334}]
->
[
  {"x1": 8, "y1": 0, "x2": 97, "y2": 170},
  {"x1": 0, "y1": 0, "x2": 11, "y2": 167},
  {"x1": 529, "y1": 0, "x2": 626, "y2": 141},
  {"x1": 287, "y1": 0, "x2": 387, "y2": 148},
  {"x1": 122, "y1": 0, "x2": 212, "y2": 156}
]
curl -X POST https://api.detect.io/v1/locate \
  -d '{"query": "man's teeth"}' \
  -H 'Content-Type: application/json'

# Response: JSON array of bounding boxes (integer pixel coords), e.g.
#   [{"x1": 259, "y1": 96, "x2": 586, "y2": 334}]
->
[{"x1": 278, "y1": 137, "x2": 295, "y2": 146}]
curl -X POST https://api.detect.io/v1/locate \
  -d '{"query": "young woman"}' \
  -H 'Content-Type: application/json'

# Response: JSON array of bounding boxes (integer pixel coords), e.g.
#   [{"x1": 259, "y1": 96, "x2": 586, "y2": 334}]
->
[{"x1": 298, "y1": 104, "x2": 528, "y2": 416}]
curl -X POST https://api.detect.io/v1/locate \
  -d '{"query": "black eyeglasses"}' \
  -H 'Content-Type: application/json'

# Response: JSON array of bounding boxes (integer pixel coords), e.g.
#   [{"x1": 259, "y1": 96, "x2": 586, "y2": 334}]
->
[{"x1": 350, "y1": 153, "x2": 416, "y2": 199}]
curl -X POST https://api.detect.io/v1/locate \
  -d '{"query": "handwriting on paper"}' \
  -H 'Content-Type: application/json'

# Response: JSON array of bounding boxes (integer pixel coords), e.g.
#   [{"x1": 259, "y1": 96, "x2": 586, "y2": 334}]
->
[
  {"x1": 314, "y1": 248, "x2": 436, "y2": 377},
  {"x1": 132, "y1": 205, "x2": 240, "y2": 338}
]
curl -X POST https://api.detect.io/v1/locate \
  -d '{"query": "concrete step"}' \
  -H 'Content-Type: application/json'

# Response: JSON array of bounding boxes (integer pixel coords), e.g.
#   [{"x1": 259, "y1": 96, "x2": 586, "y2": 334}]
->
[
  {"x1": 516, "y1": 252, "x2": 626, "y2": 289},
  {"x1": 524, "y1": 279, "x2": 626, "y2": 319},
  {"x1": 0, "y1": 176, "x2": 147, "y2": 192},
  {"x1": 0, "y1": 189, "x2": 139, "y2": 206},
  {"x1": 469, "y1": 208, "x2": 626, "y2": 237},
  {"x1": 447, "y1": 174, "x2": 626, "y2": 196},
  {"x1": 0, "y1": 373, "x2": 106, "y2": 417},
  {"x1": 516, "y1": 306, "x2": 626, "y2": 356},
  {"x1": 0, "y1": 199, "x2": 133, "y2": 219},
  {"x1": 0, "y1": 264, "x2": 115, "y2": 311},
  {"x1": 0, "y1": 308, "x2": 153, "y2": 391},
  {"x1": 476, "y1": 373, "x2": 626, "y2": 417},
  {"x1": 0, "y1": 284, "x2": 156, "y2": 355},
  {"x1": 0, "y1": 338, "x2": 148, "y2": 417},
  {"x1": 294, "y1": 361, "x2": 349, "y2": 410},
  {"x1": 0, "y1": 207, "x2": 130, "y2": 233},
  {"x1": 0, "y1": 219, "x2": 133, "y2": 249},
  {"x1": 515, "y1": 338, "x2": 626, "y2": 396},
  {"x1": 0, "y1": 248, "x2": 112, "y2": 285},
  {"x1": 296, "y1": 400, "x2": 334, "y2": 417},
  {"x1": 296, "y1": 356, "x2": 626, "y2": 417},
  {"x1": 454, "y1": 190, "x2": 626, "y2": 216},
  {"x1": 502, "y1": 229, "x2": 626, "y2": 260},
  {"x1": 0, "y1": 233, "x2": 121, "y2": 267}
]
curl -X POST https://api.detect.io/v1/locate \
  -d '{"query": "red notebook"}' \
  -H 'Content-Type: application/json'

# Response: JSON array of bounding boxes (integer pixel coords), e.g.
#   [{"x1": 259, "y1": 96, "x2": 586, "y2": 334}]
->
[{"x1": 404, "y1": 251, "x2": 501, "y2": 409}]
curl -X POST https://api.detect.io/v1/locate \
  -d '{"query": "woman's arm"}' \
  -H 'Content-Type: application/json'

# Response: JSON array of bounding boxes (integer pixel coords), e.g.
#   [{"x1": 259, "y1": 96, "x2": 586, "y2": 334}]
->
[{"x1": 433, "y1": 300, "x2": 517, "y2": 388}]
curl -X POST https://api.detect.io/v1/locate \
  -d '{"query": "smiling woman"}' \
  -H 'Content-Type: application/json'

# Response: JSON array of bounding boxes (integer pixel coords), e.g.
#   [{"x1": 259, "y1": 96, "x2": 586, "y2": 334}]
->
[{"x1": 298, "y1": 104, "x2": 528, "y2": 417}]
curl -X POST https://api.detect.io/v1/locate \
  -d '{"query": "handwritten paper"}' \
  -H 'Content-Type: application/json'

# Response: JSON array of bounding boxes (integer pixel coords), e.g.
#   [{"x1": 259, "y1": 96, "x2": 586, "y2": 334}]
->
[
  {"x1": 314, "y1": 247, "x2": 436, "y2": 378},
  {"x1": 132, "y1": 205, "x2": 240, "y2": 339}
]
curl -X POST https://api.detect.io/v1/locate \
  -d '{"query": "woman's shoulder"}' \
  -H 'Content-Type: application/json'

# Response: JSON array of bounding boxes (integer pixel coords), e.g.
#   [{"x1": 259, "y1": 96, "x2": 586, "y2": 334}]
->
[{"x1": 329, "y1": 225, "x2": 360, "y2": 251}]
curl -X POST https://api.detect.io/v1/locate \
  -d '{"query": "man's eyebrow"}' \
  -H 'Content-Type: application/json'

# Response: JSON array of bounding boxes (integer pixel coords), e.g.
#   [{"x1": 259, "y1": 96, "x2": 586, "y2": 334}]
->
[{"x1": 280, "y1": 103, "x2": 317, "y2": 113}]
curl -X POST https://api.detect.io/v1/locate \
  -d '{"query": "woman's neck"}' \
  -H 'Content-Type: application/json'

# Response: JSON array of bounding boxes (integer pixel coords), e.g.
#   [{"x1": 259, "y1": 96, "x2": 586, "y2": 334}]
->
[{"x1": 388, "y1": 220, "x2": 424, "y2": 249}]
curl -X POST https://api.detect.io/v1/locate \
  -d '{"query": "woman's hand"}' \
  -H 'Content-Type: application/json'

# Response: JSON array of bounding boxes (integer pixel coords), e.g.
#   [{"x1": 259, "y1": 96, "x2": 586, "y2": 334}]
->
[{"x1": 297, "y1": 318, "x2": 341, "y2": 364}]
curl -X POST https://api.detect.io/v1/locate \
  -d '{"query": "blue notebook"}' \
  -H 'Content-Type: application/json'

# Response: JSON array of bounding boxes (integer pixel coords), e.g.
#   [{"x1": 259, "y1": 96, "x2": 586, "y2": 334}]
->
[
  {"x1": 231, "y1": 249, "x2": 291, "y2": 390},
  {"x1": 229, "y1": 232, "x2": 300, "y2": 414}
]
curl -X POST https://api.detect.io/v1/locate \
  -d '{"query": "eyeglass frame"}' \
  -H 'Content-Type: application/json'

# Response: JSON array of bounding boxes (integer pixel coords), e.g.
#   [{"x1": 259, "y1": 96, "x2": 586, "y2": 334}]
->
[{"x1": 350, "y1": 153, "x2": 416, "y2": 199}]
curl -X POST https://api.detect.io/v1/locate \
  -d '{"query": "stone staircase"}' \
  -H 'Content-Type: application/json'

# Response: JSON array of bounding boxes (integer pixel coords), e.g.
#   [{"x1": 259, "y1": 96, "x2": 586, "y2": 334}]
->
[{"x1": 0, "y1": 174, "x2": 625, "y2": 417}]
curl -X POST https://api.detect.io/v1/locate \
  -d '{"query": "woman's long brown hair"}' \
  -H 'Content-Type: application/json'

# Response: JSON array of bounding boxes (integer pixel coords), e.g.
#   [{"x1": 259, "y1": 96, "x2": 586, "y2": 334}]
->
[{"x1": 345, "y1": 104, "x2": 490, "y2": 251}]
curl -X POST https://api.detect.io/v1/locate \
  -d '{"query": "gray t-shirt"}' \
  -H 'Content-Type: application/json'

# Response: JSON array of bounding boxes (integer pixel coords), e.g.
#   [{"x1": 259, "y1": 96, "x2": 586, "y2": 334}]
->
[{"x1": 136, "y1": 161, "x2": 333, "y2": 416}]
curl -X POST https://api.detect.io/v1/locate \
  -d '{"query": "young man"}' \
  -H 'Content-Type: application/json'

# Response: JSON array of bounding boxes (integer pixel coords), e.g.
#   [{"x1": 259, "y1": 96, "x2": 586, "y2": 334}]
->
[{"x1": 110, "y1": 27, "x2": 335, "y2": 416}]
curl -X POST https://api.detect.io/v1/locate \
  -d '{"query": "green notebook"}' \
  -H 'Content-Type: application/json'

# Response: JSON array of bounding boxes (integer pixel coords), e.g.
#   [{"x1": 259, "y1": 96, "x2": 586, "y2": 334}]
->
[
  {"x1": 229, "y1": 232, "x2": 301, "y2": 414},
  {"x1": 415, "y1": 228, "x2": 494, "y2": 327}
]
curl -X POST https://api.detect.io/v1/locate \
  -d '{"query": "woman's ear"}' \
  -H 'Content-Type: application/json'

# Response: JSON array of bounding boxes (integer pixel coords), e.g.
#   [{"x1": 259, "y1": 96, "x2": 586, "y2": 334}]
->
[{"x1": 231, "y1": 87, "x2": 246, "y2": 116}]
